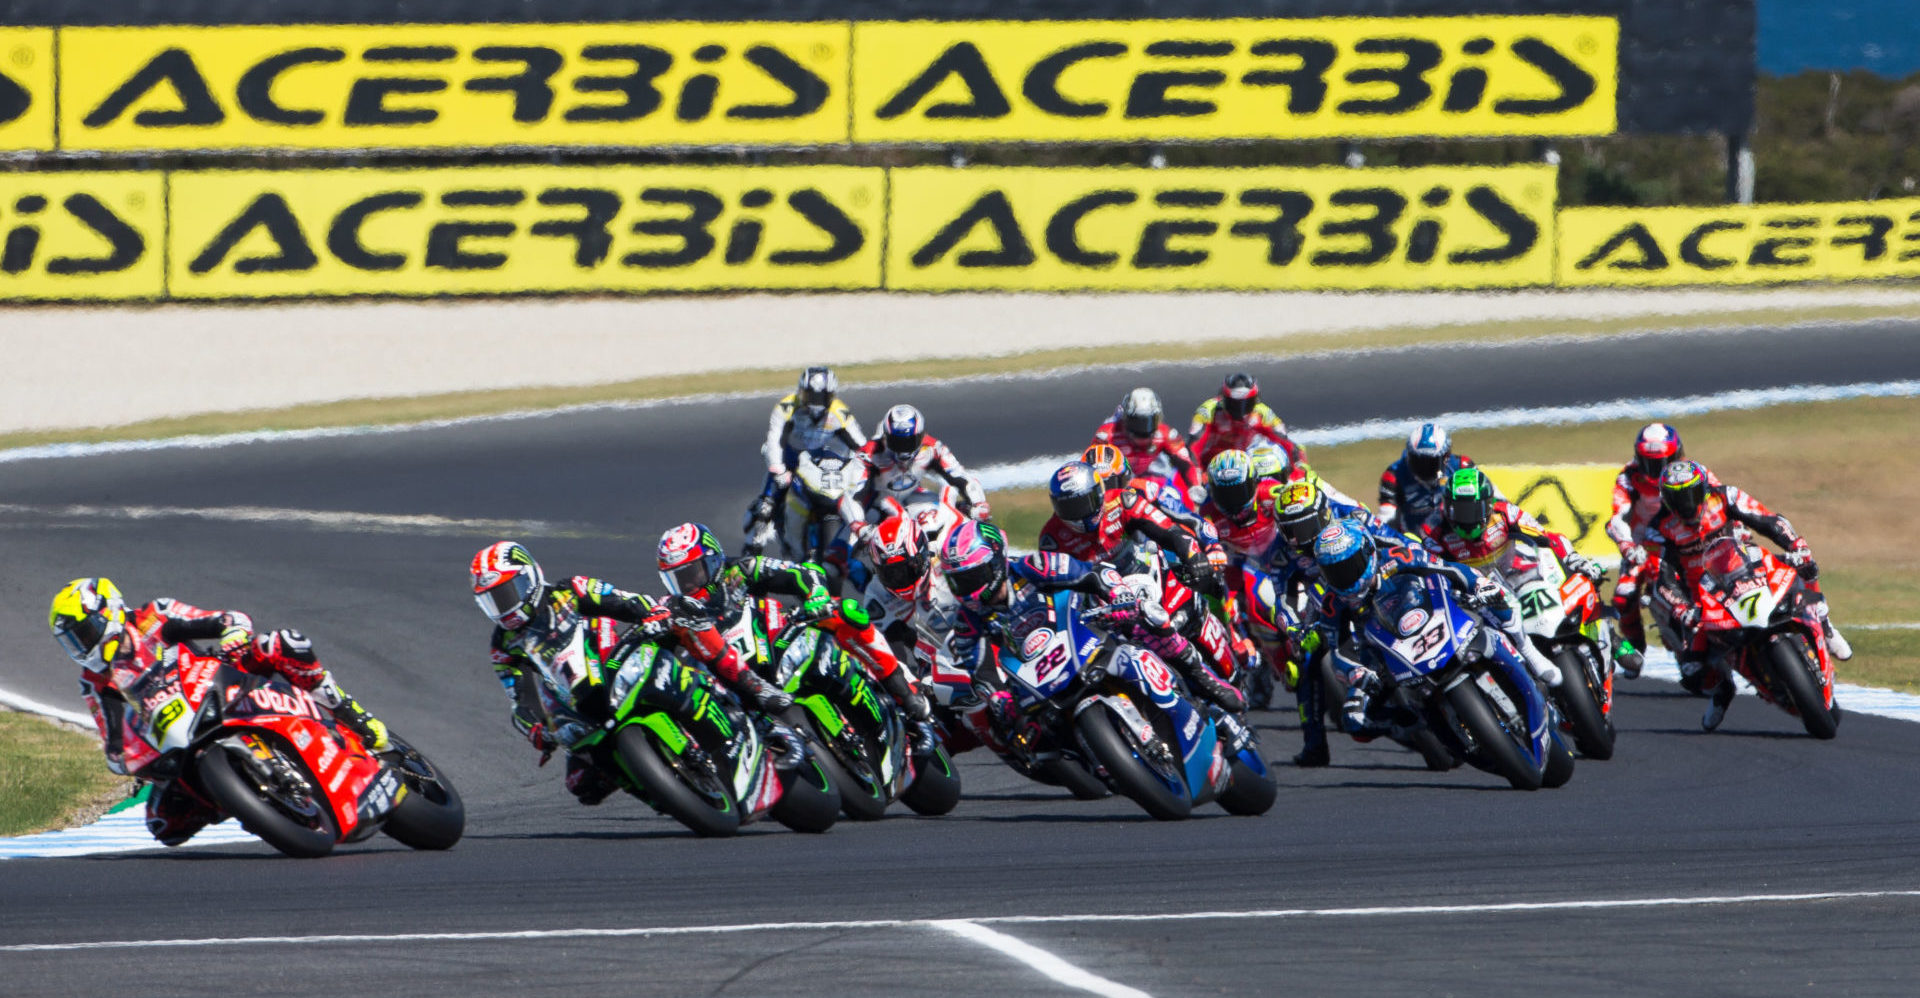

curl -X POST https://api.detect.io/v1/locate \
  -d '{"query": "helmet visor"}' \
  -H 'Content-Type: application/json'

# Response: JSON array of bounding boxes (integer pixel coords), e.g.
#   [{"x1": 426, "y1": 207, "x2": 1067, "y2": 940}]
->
[
  {"x1": 1446, "y1": 493, "x2": 1490, "y2": 534},
  {"x1": 885, "y1": 429, "x2": 921, "y2": 457},
  {"x1": 877, "y1": 555, "x2": 925, "y2": 594},
  {"x1": 1408, "y1": 453, "x2": 1443, "y2": 480},
  {"x1": 946, "y1": 559, "x2": 1002, "y2": 601},
  {"x1": 1223, "y1": 396, "x2": 1254, "y2": 419},
  {"x1": 54, "y1": 615, "x2": 105, "y2": 663},
  {"x1": 476, "y1": 573, "x2": 538, "y2": 623},
  {"x1": 1051, "y1": 488, "x2": 1103, "y2": 526},
  {"x1": 663, "y1": 558, "x2": 712, "y2": 597},
  {"x1": 1664, "y1": 482, "x2": 1706, "y2": 520},
  {"x1": 1213, "y1": 478, "x2": 1256, "y2": 514},
  {"x1": 1320, "y1": 547, "x2": 1371, "y2": 594},
  {"x1": 1122, "y1": 412, "x2": 1156, "y2": 438},
  {"x1": 1276, "y1": 510, "x2": 1322, "y2": 547},
  {"x1": 1635, "y1": 454, "x2": 1670, "y2": 479}
]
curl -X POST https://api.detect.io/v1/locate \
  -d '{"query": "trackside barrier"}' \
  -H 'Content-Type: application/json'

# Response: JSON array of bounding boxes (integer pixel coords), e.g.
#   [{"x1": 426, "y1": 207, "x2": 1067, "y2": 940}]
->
[{"x1": 1558, "y1": 201, "x2": 1920, "y2": 287}]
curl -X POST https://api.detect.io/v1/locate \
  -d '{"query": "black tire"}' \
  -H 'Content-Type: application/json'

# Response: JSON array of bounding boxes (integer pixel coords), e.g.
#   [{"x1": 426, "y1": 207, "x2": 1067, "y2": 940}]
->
[
  {"x1": 1404, "y1": 727, "x2": 1459, "y2": 772},
  {"x1": 613, "y1": 726, "x2": 741, "y2": 837},
  {"x1": 901, "y1": 746, "x2": 962, "y2": 816},
  {"x1": 1075, "y1": 705, "x2": 1192, "y2": 821},
  {"x1": 378, "y1": 740, "x2": 465, "y2": 851},
  {"x1": 1542, "y1": 732, "x2": 1577, "y2": 789},
  {"x1": 1770, "y1": 636, "x2": 1840, "y2": 740},
  {"x1": 811, "y1": 727, "x2": 890, "y2": 821},
  {"x1": 195, "y1": 742, "x2": 336, "y2": 858},
  {"x1": 1553, "y1": 646, "x2": 1616, "y2": 761},
  {"x1": 1446, "y1": 679, "x2": 1543, "y2": 791},
  {"x1": 772, "y1": 756, "x2": 841, "y2": 833},
  {"x1": 1035, "y1": 756, "x2": 1111, "y2": 800},
  {"x1": 1217, "y1": 758, "x2": 1277, "y2": 816}
]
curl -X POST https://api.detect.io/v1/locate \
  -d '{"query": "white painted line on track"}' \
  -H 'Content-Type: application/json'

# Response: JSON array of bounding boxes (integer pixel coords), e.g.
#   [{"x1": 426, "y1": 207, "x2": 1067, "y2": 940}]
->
[
  {"x1": 8, "y1": 889, "x2": 1920, "y2": 953},
  {"x1": 0, "y1": 502, "x2": 600, "y2": 538},
  {"x1": 930, "y1": 920, "x2": 1153, "y2": 998},
  {"x1": 1853, "y1": 623, "x2": 1920, "y2": 630}
]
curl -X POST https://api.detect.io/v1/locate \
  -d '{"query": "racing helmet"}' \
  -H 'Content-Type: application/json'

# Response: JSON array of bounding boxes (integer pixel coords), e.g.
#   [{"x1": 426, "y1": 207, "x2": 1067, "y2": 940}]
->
[
  {"x1": 1221, "y1": 372, "x2": 1259, "y2": 419},
  {"x1": 658, "y1": 523, "x2": 728, "y2": 603},
  {"x1": 880, "y1": 404, "x2": 925, "y2": 459},
  {"x1": 1405, "y1": 422, "x2": 1452, "y2": 481},
  {"x1": 867, "y1": 514, "x2": 929, "y2": 598},
  {"x1": 1048, "y1": 461, "x2": 1106, "y2": 532},
  {"x1": 1634, "y1": 422, "x2": 1684, "y2": 479},
  {"x1": 942, "y1": 519, "x2": 1009, "y2": 604},
  {"x1": 1272, "y1": 479, "x2": 1331, "y2": 549},
  {"x1": 1444, "y1": 468, "x2": 1497, "y2": 539},
  {"x1": 1206, "y1": 449, "x2": 1258, "y2": 517},
  {"x1": 1660, "y1": 460, "x2": 1711, "y2": 522},
  {"x1": 1246, "y1": 441, "x2": 1291, "y2": 482},
  {"x1": 1120, "y1": 387, "x2": 1162, "y2": 439},
  {"x1": 471, "y1": 542, "x2": 545, "y2": 630},
  {"x1": 1081, "y1": 444, "x2": 1130, "y2": 493},
  {"x1": 1313, "y1": 522, "x2": 1379, "y2": 601},
  {"x1": 797, "y1": 366, "x2": 837, "y2": 420},
  {"x1": 49, "y1": 578, "x2": 127, "y2": 669}
]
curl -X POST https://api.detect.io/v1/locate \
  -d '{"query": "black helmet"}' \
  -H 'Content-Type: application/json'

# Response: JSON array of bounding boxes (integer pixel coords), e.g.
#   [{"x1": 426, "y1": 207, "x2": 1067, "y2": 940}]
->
[
  {"x1": 1660, "y1": 460, "x2": 1711, "y2": 521},
  {"x1": 1221, "y1": 372, "x2": 1259, "y2": 419},
  {"x1": 1405, "y1": 422, "x2": 1452, "y2": 481}
]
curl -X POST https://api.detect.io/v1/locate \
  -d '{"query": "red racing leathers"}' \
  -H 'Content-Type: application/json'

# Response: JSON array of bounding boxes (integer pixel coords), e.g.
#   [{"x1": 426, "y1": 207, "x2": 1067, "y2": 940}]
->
[
  {"x1": 1606, "y1": 462, "x2": 1721, "y2": 651},
  {"x1": 1644, "y1": 484, "x2": 1824, "y2": 672},
  {"x1": 1188, "y1": 398, "x2": 1307, "y2": 470},
  {"x1": 1090, "y1": 416, "x2": 1204, "y2": 502}
]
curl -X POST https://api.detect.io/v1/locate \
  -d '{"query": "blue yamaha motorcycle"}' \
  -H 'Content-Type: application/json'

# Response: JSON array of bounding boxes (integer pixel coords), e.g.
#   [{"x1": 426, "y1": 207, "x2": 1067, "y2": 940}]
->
[
  {"x1": 997, "y1": 591, "x2": 1275, "y2": 820},
  {"x1": 1360, "y1": 572, "x2": 1575, "y2": 790}
]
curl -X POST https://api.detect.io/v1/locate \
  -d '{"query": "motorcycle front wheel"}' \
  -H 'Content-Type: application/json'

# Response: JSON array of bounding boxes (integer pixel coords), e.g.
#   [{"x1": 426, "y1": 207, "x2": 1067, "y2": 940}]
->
[
  {"x1": 1553, "y1": 645, "x2": 1615, "y2": 760},
  {"x1": 196, "y1": 740, "x2": 337, "y2": 858},
  {"x1": 1075, "y1": 705, "x2": 1192, "y2": 821},
  {"x1": 1445, "y1": 680, "x2": 1543, "y2": 791},
  {"x1": 1770, "y1": 635, "x2": 1840, "y2": 740},
  {"x1": 900, "y1": 744, "x2": 962, "y2": 816},
  {"x1": 613, "y1": 726, "x2": 741, "y2": 837},
  {"x1": 772, "y1": 756, "x2": 841, "y2": 833}
]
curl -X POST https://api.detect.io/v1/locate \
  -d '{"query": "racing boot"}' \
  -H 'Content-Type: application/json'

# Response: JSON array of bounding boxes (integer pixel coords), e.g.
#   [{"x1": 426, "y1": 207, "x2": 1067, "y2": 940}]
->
[
  {"x1": 757, "y1": 716, "x2": 809, "y2": 771},
  {"x1": 1812, "y1": 599, "x2": 1854, "y2": 661},
  {"x1": 1293, "y1": 655, "x2": 1331, "y2": 767},
  {"x1": 1701, "y1": 674, "x2": 1737, "y2": 731},
  {"x1": 1508, "y1": 630, "x2": 1563, "y2": 688},
  {"x1": 881, "y1": 669, "x2": 939, "y2": 756},
  {"x1": 324, "y1": 682, "x2": 391, "y2": 752},
  {"x1": 1613, "y1": 637, "x2": 1645, "y2": 680},
  {"x1": 145, "y1": 780, "x2": 220, "y2": 846},
  {"x1": 1146, "y1": 630, "x2": 1247, "y2": 714},
  {"x1": 1340, "y1": 671, "x2": 1391, "y2": 741},
  {"x1": 734, "y1": 669, "x2": 795, "y2": 714},
  {"x1": 564, "y1": 755, "x2": 618, "y2": 805}
]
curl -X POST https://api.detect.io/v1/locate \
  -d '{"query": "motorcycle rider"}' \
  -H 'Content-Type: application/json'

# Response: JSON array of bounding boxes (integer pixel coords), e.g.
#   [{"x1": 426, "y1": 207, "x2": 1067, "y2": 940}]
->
[
  {"x1": 1038, "y1": 462, "x2": 1244, "y2": 712},
  {"x1": 1379, "y1": 422, "x2": 1484, "y2": 533},
  {"x1": 49, "y1": 578, "x2": 390, "y2": 846},
  {"x1": 1643, "y1": 461, "x2": 1852, "y2": 730},
  {"x1": 748, "y1": 366, "x2": 867, "y2": 547},
  {"x1": 1091, "y1": 387, "x2": 1205, "y2": 506},
  {"x1": 1083, "y1": 443, "x2": 1215, "y2": 542},
  {"x1": 657, "y1": 524, "x2": 939, "y2": 754},
  {"x1": 1306, "y1": 523, "x2": 1551, "y2": 741},
  {"x1": 1188, "y1": 373, "x2": 1307, "y2": 470},
  {"x1": 1606, "y1": 423, "x2": 1718, "y2": 676},
  {"x1": 940, "y1": 520, "x2": 1250, "y2": 759},
  {"x1": 1423, "y1": 468, "x2": 1645, "y2": 675},
  {"x1": 860, "y1": 404, "x2": 990, "y2": 520},
  {"x1": 471, "y1": 539, "x2": 807, "y2": 805}
]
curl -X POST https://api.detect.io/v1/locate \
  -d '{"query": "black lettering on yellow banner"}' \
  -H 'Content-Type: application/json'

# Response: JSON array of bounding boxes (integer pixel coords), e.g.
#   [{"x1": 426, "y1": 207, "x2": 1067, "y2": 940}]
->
[
  {"x1": 0, "y1": 172, "x2": 164, "y2": 300},
  {"x1": 854, "y1": 17, "x2": 1616, "y2": 143},
  {"x1": 1558, "y1": 202, "x2": 1920, "y2": 287},
  {"x1": 167, "y1": 165, "x2": 883, "y2": 297},
  {"x1": 886, "y1": 165, "x2": 1555, "y2": 291},
  {"x1": 0, "y1": 29, "x2": 55, "y2": 151},
  {"x1": 60, "y1": 24, "x2": 847, "y2": 152}
]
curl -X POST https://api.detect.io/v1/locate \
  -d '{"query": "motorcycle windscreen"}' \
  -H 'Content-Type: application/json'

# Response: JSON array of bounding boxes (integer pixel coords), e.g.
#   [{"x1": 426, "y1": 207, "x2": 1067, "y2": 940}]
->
[{"x1": 1367, "y1": 574, "x2": 1457, "y2": 677}]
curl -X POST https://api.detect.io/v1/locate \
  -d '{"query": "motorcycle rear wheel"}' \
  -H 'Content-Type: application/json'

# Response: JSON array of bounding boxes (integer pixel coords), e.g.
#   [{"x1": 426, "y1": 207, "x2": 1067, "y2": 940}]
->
[
  {"x1": 1770, "y1": 636, "x2": 1840, "y2": 740},
  {"x1": 613, "y1": 726, "x2": 741, "y2": 837},
  {"x1": 379, "y1": 737, "x2": 465, "y2": 851},
  {"x1": 1553, "y1": 645, "x2": 1615, "y2": 760},
  {"x1": 900, "y1": 745, "x2": 962, "y2": 816},
  {"x1": 196, "y1": 741, "x2": 337, "y2": 858},
  {"x1": 809, "y1": 725, "x2": 889, "y2": 821},
  {"x1": 1075, "y1": 705, "x2": 1192, "y2": 821},
  {"x1": 1216, "y1": 758, "x2": 1277, "y2": 816},
  {"x1": 1445, "y1": 680, "x2": 1543, "y2": 791},
  {"x1": 1542, "y1": 731, "x2": 1577, "y2": 789}
]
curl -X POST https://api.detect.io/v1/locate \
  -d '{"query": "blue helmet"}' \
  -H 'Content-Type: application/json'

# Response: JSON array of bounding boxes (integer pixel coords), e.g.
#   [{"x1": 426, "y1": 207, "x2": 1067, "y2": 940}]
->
[
  {"x1": 1313, "y1": 521, "x2": 1378, "y2": 601},
  {"x1": 1049, "y1": 461, "x2": 1106, "y2": 532}
]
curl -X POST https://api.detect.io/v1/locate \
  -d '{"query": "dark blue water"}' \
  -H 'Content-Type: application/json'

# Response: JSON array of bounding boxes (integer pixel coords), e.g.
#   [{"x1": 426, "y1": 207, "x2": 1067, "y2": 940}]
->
[{"x1": 1761, "y1": 0, "x2": 1920, "y2": 76}]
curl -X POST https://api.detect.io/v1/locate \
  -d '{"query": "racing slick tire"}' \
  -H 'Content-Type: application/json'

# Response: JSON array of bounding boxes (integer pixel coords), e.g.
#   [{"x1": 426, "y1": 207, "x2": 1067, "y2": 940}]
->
[
  {"x1": 1216, "y1": 758, "x2": 1277, "y2": 816},
  {"x1": 1075, "y1": 704, "x2": 1192, "y2": 821},
  {"x1": 1035, "y1": 756, "x2": 1112, "y2": 800},
  {"x1": 772, "y1": 756, "x2": 841, "y2": 833},
  {"x1": 900, "y1": 745, "x2": 962, "y2": 816},
  {"x1": 378, "y1": 737, "x2": 465, "y2": 851},
  {"x1": 614, "y1": 726, "x2": 741, "y2": 837},
  {"x1": 196, "y1": 740, "x2": 337, "y2": 858},
  {"x1": 1771, "y1": 635, "x2": 1840, "y2": 740},
  {"x1": 1554, "y1": 646, "x2": 1616, "y2": 761},
  {"x1": 1446, "y1": 679, "x2": 1544, "y2": 791}
]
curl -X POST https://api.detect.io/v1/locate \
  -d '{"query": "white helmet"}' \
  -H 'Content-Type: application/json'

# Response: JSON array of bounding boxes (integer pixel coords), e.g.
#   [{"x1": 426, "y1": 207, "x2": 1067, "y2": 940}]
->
[
  {"x1": 1405, "y1": 422, "x2": 1452, "y2": 480},
  {"x1": 1120, "y1": 387, "x2": 1162, "y2": 438}
]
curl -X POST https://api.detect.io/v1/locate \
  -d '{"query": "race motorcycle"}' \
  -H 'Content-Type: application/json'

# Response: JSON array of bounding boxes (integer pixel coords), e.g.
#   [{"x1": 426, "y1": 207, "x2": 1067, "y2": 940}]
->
[
  {"x1": 1504, "y1": 536, "x2": 1618, "y2": 759},
  {"x1": 1358, "y1": 570, "x2": 1576, "y2": 790},
  {"x1": 114, "y1": 644, "x2": 463, "y2": 858},
  {"x1": 718, "y1": 597, "x2": 961, "y2": 820},
  {"x1": 1685, "y1": 537, "x2": 1841, "y2": 739},
  {"x1": 515, "y1": 607, "x2": 841, "y2": 837},
  {"x1": 772, "y1": 448, "x2": 869, "y2": 593},
  {"x1": 997, "y1": 590, "x2": 1276, "y2": 820}
]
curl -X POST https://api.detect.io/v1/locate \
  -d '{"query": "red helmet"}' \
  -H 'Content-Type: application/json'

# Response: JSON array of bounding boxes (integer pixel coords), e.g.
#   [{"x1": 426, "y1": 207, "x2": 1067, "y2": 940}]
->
[
  {"x1": 471, "y1": 541, "x2": 544, "y2": 630},
  {"x1": 866, "y1": 514, "x2": 929, "y2": 598},
  {"x1": 1634, "y1": 423, "x2": 1683, "y2": 479},
  {"x1": 1221, "y1": 372, "x2": 1259, "y2": 419},
  {"x1": 658, "y1": 523, "x2": 727, "y2": 602}
]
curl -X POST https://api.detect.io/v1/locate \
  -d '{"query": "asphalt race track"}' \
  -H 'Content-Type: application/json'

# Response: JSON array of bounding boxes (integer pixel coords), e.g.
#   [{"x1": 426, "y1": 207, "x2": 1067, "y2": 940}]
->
[{"x1": 3, "y1": 319, "x2": 1919, "y2": 997}]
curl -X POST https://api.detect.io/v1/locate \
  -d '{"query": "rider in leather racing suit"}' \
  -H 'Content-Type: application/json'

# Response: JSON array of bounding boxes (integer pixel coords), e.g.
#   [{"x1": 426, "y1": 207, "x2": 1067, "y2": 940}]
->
[
  {"x1": 50, "y1": 578, "x2": 390, "y2": 845},
  {"x1": 1091, "y1": 387, "x2": 1206, "y2": 506},
  {"x1": 1378, "y1": 422, "x2": 1486, "y2": 534},
  {"x1": 860, "y1": 404, "x2": 990, "y2": 520},
  {"x1": 1643, "y1": 461, "x2": 1851, "y2": 729},
  {"x1": 657, "y1": 524, "x2": 939, "y2": 754},
  {"x1": 749, "y1": 366, "x2": 868, "y2": 548},
  {"x1": 473, "y1": 540, "x2": 811, "y2": 804},
  {"x1": 940, "y1": 520, "x2": 1253, "y2": 760},
  {"x1": 1421, "y1": 468, "x2": 1643, "y2": 675},
  {"x1": 1038, "y1": 462, "x2": 1245, "y2": 712},
  {"x1": 1605, "y1": 423, "x2": 1717, "y2": 673},
  {"x1": 1187, "y1": 373, "x2": 1307, "y2": 470},
  {"x1": 1083, "y1": 443, "x2": 1216, "y2": 544}
]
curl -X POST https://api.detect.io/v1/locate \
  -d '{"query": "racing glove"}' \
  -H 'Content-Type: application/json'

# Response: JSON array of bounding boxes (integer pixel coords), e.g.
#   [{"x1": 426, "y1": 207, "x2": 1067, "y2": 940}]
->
[
  {"x1": 527, "y1": 722, "x2": 557, "y2": 766},
  {"x1": 1784, "y1": 542, "x2": 1816, "y2": 573},
  {"x1": 736, "y1": 670, "x2": 795, "y2": 714},
  {"x1": 970, "y1": 499, "x2": 992, "y2": 521},
  {"x1": 216, "y1": 614, "x2": 255, "y2": 661},
  {"x1": 748, "y1": 494, "x2": 777, "y2": 524},
  {"x1": 1565, "y1": 554, "x2": 1607, "y2": 584},
  {"x1": 1620, "y1": 544, "x2": 1648, "y2": 568}
]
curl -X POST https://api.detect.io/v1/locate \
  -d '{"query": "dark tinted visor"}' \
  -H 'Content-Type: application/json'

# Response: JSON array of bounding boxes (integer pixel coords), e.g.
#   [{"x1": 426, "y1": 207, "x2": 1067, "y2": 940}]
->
[
  {"x1": 1635, "y1": 454, "x2": 1670, "y2": 479},
  {"x1": 665, "y1": 559, "x2": 712, "y2": 596},
  {"x1": 1213, "y1": 478, "x2": 1256, "y2": 514},
  {"x1": 478, "y1": 574, "x2": 537, "y2": 620},
  {"x1": 55, "y1": 615, "x2": 105, "y2": 661},
  {"x1": 1123, "y1": 412, "x2": 1156, "y2": 437},
  {"x1": 885, "y1": 429, "x2": 922, "y2": 456},
  {"x1": 1446, "y1": 494, "x2": 1490, "y2": 529},
  {"x1": 1223, "y1": 396, "x2": 1254, "y2": 419},
  {"x1": 1408, "y1": 453, "x2": 1443, "y2": 480},
  {"x1": 947, "y1": 559, "x2": 1001, "y2": 600},
  {"x1": 798, "y1": 387, "x2": 831, "y2": 409},
  {"x1": 1320, "y1": 548, "x2": 1370, "y2": 592},
  {"x1": 877, "y1": 555, "x2": 925, "y2": 593},
  {"x1": 1277, "y1": 511, "x2": 1322, "y2": 547},
  {"x1": 1052, "y1": 488, "x2": 1103, "y2": 525},
  {"x1": 1664, "y1": 483, "x2": 1704, "y2": 520}
]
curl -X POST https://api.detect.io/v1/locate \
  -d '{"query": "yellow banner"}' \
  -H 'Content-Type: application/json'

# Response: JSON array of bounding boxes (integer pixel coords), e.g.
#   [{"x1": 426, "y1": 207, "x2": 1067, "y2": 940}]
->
[
  {"x1": 1558, "y1": 200, "x2": 1920, "y2": 287},
  {"x1": 59, "y1": 23, "x2": 850, "y2": 152},
  {"x1": 1481, "y1": 464, "x2": 1618, "y2": 562},
  {"x1": 854, "y1": 17, "x2": 1617, "y2": 144},
  {"x1": 885, "y1": 164, "x2": 1557, "y2": 291},
  {"x1": 0, "y1": 29, "x2": 55, "y2": 151},
  {"x1": 0, "y1": 172, "x2": 166, "y2": 300},
  {"x1": 167, "y1": 165, "x2": 884, "y2": 298}
]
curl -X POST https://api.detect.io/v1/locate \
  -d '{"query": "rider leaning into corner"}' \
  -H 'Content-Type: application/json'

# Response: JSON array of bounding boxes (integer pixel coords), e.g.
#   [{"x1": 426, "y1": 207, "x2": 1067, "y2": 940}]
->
[
  {"x1": 748, "y1": 366, "x2": 868, "y2": 546},
  {"x1": 860, "y1": 403, "x2": 991, "y2": 521},
  {"x1": 1091, "y1": 387, "x2": 1207, "y2": 507},
  {"x1": 657, "y1": 523, "x2": 940, "y2": 755},
  {"x1": 1606, "y1": 423, "x2": 1720, "y2": 675},
  {"x1": 472, "y1": 539, "x2": 808, "y2": 805},
  {"x1": 1643, "y1": 460, "x2": 1852, "y2": 731},
  {"x1": 1083, "y1": 443, "x2": 1215, "y2": 541},
  {"x1": 1187, "y1": 373, "x2": 1308, "y2": 470},
  {"x1": 941, "y1": 520, "x2": 1255, "y2": 767},
  {"x1": 49, "y1": 578, "x2": 390, "y2": 845},
  {"x1": 1379, "y1": 422, "x2": 1489, "y2": 534}
]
